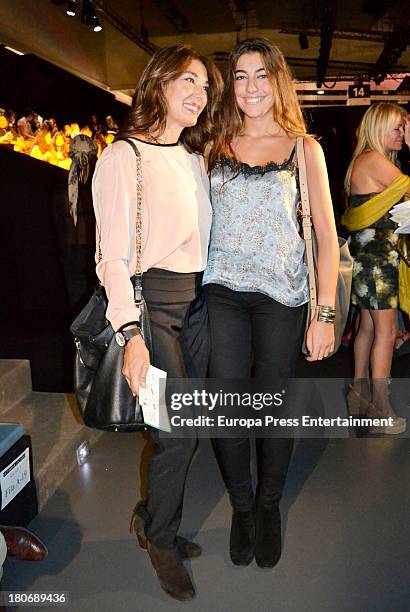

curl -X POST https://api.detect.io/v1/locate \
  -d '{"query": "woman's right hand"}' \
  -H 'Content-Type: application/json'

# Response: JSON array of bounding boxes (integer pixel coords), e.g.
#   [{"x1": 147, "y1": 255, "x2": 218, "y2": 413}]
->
[
  {"x1": 405, "y1": 115, "x2": 410, "y2": 149},
  {"x1": 305, "y1": 317, "x2": 335, "y2": 361},
  {"x1": 122, "y1": 334, "x2": 151, "y2": 396}
]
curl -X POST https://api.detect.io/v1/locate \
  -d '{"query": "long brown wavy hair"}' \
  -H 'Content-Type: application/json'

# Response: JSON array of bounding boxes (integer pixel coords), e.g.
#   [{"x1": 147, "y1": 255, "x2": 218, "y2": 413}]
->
[
  {"x1": 209, "y1": 38, "x2": 307, "y2": 168},
  {"x1": 118, "y1": 44, "x2": 222, "y2": 154}
]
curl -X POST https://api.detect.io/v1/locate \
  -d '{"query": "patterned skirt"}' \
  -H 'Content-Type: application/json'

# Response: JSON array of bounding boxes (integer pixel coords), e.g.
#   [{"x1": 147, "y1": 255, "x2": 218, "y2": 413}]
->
[{"x1": 349, "y1": 227, "x2": 399, "y2": 310}]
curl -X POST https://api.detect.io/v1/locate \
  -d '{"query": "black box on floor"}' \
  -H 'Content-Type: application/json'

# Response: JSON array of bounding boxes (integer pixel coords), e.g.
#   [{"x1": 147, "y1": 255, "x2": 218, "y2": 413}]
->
[{"x1": 0, "y1": 435, "x2": 38, "y2": 526}]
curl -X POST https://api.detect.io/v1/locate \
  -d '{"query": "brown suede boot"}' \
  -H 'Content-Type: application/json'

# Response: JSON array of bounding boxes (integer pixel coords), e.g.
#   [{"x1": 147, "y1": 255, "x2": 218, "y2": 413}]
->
[
  {"x1": 130, "y1": 510, "x2": 202, "y2": 559},
  {"x1": 147, "y1": 541, "x2": 195, "y2": 601}
]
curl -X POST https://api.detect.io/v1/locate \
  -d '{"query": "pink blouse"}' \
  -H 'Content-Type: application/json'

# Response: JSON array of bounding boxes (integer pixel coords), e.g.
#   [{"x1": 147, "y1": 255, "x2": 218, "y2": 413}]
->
[{"x1": 92, "y1": 138, "x2": 212, "y2": 331}]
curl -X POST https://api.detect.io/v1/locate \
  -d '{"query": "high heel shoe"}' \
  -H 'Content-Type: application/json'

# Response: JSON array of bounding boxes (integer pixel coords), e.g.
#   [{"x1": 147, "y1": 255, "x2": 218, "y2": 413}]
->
[
  {"x1": 229, "y1": 509, "x2": 255, "y2": 566},
  {"x1": 366, "y1": 404, "x2": 407, "y2": 435},
  {"x1": 346, "y1": 384, "x2": 372, "y2": 416},
  {"x1": 129, "y1": 506, "x2": 202, "y2": 559}
]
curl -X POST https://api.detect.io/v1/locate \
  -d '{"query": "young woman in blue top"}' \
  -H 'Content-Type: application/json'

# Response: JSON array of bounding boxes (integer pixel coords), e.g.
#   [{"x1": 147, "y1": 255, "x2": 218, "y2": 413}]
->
[{"x1": 204, "y1": 38, "x2": 339, "y2": 568}]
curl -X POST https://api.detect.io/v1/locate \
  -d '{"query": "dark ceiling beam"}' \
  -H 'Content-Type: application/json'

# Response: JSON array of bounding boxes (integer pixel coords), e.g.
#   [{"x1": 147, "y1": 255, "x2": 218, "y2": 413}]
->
[
  {"x1": 90, "y1": 0, "x2": 158, "y2": 55},
  {"x1": 226, "y1": 0, "x2": 259, "y2": 32},
  {"x1": 153, "y1": 0, "x2": 192, "y2": 33},
  {"x1": 211, "y1": 53, "x2": 408, "y2": 74},
  {"x1": 316, "y1": 0, "x2": 337, "y2": 87},
  {"x1": 289, "y1": 57, "x2": 378, "y2": 70},
  {"x1": 280, "y1": 24, "x2": 389, "y2": 43},
  {"x1": 287, "y1": 56, "x2": 409, "y2": 81},
  {"x1": 370, "y1": 3, "x2": 410, "y2": 84}
]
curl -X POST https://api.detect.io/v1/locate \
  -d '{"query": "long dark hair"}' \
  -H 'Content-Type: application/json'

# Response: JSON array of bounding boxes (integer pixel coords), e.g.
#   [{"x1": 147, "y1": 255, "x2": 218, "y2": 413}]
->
[
  {"x1": 209, "y1": 38, "x2": 307, "y2": 168},
  {"x1": 118, "y1": 44, "x2": 222, "y2": 154}
]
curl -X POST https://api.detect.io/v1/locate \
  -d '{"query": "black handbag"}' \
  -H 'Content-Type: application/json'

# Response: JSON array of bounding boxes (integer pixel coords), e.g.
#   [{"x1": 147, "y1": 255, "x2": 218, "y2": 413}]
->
[
  {"x1": 70, "y1": 138, "x2": 151, "y2": 432},
  {"x1": 296, "y1": 137, "x2": 353, "y2": 357}
]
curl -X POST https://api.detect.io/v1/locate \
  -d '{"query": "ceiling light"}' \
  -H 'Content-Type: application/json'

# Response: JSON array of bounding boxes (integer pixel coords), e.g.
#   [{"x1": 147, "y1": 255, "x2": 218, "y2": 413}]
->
[
  {"x1": 317, "y1": 90, "x2": 325, "y2": 95},
  {"x1": 66, "y1": 1, "x2": 77, "y2": 17},
  {"x1": 93, "y1": 17, "x2": 102, "y2": 32},
  {"x1": 4, "y1": 46, "x2": 25, "y2": 56}
]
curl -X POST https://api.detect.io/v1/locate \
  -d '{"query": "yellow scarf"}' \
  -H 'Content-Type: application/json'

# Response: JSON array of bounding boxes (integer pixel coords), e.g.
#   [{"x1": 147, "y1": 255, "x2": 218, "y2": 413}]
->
[
  {"x1": 341, "y1": 175, "x2": 410, "y2": 231},
  {"x1": 341, "y1": 174, "x2": 410, "y2": 315}
]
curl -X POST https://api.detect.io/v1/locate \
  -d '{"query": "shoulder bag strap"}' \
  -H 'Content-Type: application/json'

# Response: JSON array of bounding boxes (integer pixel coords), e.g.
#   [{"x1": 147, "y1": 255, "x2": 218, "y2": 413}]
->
[
  {"x1": 296, "y1": 137, "x2": 317, "y2": 319},
  {"x1": 97, "y1": 137, "x2": 144, "y2": 304}
]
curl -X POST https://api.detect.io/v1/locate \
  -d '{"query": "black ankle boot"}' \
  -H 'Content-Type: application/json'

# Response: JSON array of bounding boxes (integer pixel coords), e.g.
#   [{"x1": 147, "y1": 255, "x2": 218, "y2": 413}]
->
[
  {"x1": 255, "y1": 505, "x2": 282, "y2": 568},
  {"x1": 147, "y1": 541, "x2": 195, "y2": 601},
  {"x1": 229, "y1": 509, "x2": 255, "y2": 566}
]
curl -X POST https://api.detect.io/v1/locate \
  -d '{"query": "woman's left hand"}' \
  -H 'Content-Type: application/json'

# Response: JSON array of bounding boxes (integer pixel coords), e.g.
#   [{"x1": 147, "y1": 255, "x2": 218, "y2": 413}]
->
[{"x1": 305, "y1": 317, "x2": 335, "y2": 361}]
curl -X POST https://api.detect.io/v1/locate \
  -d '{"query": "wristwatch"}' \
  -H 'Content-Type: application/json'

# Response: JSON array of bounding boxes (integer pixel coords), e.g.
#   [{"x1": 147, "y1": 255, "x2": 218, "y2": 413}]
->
[{"x1": 115, "y1": 327, "x2": 142, "y2": 347}]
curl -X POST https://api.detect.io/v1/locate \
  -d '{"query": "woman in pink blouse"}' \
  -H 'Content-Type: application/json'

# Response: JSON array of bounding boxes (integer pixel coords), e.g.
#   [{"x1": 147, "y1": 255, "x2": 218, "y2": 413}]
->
[{"x1": 92, "y1": 45, "x2": 221, "y2": 601}]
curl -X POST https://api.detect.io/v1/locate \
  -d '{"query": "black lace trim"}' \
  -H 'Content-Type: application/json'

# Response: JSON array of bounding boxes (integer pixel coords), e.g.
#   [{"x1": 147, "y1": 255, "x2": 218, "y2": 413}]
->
[{"x1": 215, "y1": 146, "x2": 297, "y2": 177}]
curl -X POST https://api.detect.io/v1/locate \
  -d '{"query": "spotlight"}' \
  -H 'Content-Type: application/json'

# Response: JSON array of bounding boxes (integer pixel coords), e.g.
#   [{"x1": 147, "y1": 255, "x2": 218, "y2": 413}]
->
[
  {"x1": 66, "y1": 1, "x2": 77, "y2": 17},
  {"x1": 299, "y1": 33, "x2": 309, "y2": 50},
  {"x1": 81, "y1": 0, "x2": 95, "y2": 25},
  {"x1": 81, "y1": 1, "x2": 102, "y2": 31},
  {"x1": 93, "y1": 17, "x2": 102, "y2": 32}
]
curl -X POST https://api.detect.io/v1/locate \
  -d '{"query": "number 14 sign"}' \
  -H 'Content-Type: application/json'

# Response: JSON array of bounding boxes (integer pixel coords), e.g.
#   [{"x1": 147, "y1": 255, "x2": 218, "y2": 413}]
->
[{"x1": 347, "y1": 84, "x2": 371, "y2": 106}]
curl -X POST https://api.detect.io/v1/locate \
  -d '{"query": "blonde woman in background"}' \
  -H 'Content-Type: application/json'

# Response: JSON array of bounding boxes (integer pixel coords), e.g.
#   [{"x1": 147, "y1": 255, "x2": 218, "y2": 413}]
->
[{"x1": 343, "y1": 102, "x2": 410, "y2": 433}]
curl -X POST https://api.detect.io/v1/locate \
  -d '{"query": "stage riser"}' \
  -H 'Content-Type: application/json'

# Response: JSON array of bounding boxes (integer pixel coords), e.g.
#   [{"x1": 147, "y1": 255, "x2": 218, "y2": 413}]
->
[
  {"x1": 0, "y1": 360, "x2": 103, "y2": 512},
  {"x1": 0, "y1": 359, "x2": 32, "y2": 416}
]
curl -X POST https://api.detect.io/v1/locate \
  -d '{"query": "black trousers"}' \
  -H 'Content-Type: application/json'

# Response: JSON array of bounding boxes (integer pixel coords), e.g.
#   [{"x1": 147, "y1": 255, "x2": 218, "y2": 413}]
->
[
  {"x1": 137, "y1": 269, "x2": 209, "y2": 548},
  {"x1": 204, "y1": 283, "x2": 306, "y2": 512}
]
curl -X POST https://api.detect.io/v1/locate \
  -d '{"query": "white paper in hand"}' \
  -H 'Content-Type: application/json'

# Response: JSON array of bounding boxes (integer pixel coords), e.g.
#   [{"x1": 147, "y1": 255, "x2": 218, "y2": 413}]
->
[
  {"x1": 390, "y1": 200, "x2": 410, "y2": 234},
  {"x1": 139, "y1": 366, "x2": 171, "y2": 432}
]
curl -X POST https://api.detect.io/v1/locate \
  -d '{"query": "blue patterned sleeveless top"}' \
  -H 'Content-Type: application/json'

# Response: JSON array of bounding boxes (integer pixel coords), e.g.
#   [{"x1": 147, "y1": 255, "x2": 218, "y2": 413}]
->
[{"x1": 203, "y1": 149, "x2": 309, "y2": 307}]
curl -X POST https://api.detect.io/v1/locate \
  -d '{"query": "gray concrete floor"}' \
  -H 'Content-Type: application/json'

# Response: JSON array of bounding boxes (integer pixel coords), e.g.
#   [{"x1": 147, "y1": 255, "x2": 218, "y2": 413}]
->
[{"x1": 3, "y1": 434, "x2": 410, "y2": 612}]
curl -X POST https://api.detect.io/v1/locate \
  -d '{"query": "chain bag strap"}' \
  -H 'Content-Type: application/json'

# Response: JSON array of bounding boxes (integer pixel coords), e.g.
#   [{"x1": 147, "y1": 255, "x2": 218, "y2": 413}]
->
[{"x1": 97, "y1": 137, "x2": 144, "y2": 301}]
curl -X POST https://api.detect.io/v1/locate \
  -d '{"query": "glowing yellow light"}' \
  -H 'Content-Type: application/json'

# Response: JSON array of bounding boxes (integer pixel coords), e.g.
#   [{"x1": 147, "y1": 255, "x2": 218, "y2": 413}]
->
[
  {"x1": 81, "y1": 126, "x2": 92, "y2": 137},
  {"x1": 2, "y1": 120, "x2": 105, "y2": 169},
  {"x1": 54, "y1": 132, "x2": 65, "y2": 147}
]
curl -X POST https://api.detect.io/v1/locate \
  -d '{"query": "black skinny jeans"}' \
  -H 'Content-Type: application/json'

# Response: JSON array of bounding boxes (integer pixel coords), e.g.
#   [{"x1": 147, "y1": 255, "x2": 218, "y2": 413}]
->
[{"x1": 204, "y1": 283, "x2": 306, "y2": 512}]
